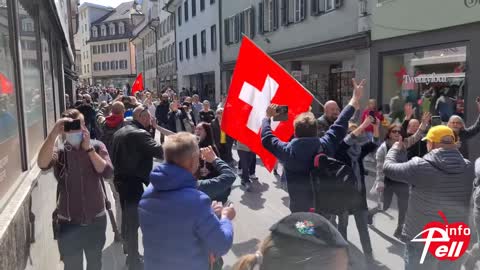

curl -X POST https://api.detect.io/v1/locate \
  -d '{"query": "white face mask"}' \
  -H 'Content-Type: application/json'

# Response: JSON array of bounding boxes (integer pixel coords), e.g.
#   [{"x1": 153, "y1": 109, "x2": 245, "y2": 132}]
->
[{"x1": 65, "y1": 131, "x2": 83, "y2": 148}]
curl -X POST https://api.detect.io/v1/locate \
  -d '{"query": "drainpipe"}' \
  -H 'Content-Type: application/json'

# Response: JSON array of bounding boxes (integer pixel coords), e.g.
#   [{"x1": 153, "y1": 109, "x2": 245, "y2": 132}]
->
[{"x1": 218, "y1": 0, "x2": 223, "y2": 101}]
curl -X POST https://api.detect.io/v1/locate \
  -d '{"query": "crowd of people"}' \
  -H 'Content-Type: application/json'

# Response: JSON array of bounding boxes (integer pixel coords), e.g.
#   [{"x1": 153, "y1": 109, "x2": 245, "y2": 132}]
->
[{"x1": 36, "y1": 80, "x2": 480, "y2": 270}]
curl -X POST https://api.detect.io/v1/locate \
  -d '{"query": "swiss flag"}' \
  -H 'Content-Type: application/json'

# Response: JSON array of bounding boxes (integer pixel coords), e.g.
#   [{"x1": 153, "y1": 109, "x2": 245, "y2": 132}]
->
[
  {"x1": 131, "y1": 73, "x2": 144, "y2": 96},
  {"x1": 222, "y1": 37, "x2": 313, "y2": 171}
]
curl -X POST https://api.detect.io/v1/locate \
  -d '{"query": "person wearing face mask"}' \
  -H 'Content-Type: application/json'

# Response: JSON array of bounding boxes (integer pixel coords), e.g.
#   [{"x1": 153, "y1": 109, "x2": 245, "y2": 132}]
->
[
  {"x1": 139, "y1": 133, "x2": 235, "y2": 270},
  {"x1": 37, "y1": 109, "x2": 113, "y2": 270},
  {"x1": 447, "y1": 97, "x2": 480, "y2": 159},
  {"x1": 111, "y1": 106, "x2": 163, "y2": 270}
]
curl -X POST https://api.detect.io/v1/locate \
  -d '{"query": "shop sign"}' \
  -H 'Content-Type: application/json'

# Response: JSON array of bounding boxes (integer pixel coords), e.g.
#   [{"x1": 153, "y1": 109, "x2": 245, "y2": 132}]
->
[
  {"x1": 465, "y1": 0, "x2": 480, "y2": 8},
  {"x1": 403, "y1": 73, "x2": 448, "y2": 85}
]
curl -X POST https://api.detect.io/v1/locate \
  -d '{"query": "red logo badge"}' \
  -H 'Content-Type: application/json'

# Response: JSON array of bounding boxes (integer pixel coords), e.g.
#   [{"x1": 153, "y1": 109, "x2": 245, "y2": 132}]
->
[{"x1": 411, "y1": 211, "x2": 471, "y2": 264}]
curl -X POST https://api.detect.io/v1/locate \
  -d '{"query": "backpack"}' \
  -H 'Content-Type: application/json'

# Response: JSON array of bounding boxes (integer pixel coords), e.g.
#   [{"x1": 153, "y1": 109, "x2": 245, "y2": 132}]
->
[{"x1": 310, "y1": 153, "x2": 364, "y2": 215}]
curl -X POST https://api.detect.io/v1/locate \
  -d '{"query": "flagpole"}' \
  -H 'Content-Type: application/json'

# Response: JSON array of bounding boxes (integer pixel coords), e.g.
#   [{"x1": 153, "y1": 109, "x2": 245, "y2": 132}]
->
[{"x1": 241, "y1": 34, "x2": 325, "y2": 109}]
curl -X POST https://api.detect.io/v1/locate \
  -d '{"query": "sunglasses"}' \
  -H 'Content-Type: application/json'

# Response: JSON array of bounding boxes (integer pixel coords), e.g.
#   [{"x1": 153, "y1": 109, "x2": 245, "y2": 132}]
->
[{"x1": 391, "y1": 130, "x2": 401, "y2": 134}]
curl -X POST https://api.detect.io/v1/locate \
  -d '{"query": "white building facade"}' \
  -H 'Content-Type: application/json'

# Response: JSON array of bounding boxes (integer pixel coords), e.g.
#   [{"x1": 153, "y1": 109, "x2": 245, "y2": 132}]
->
[
  {"x1": 221, "y1": 0, "x2": 372, "y2": 113},
  {"x1": 77, "y1": 3, "x2": 113, "y2": 85},
  {"x1": 166, "y1": 0, "x2": 221, "y2": 102}
]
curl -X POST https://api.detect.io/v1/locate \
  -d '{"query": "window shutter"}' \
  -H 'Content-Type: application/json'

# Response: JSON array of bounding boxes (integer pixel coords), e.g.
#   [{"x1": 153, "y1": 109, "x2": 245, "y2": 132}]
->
[
  {"x1": 258, "y1": 2, "x2": 264, "y2": 34},
  {"x1": 273, "y1": 0, "x2": 279, "y2": 30},
  {"x1": 281, "y1": 0, "x2": 288, "y2": 26},
  {"x1": 234, "y1": 14, "x2": 240, "y2": 43},
  {"x1": 319, "y1": 0, "x2": 326, "y2": 13},
  {"x1": 224, "y1": 18, "x2": 230, "y2": 45},
  {"x1": 240, "y1": 11, "x2": 245, "y2": 36},
  {"x1": 250, "y1": 7, "x2": 256, "y2": 38},
  {"x1": 335, "y1": 0, "x2": 343, "y2": 8},
  {"x1": 300, "y1": 0, "x2": 306, "y2": 20}
]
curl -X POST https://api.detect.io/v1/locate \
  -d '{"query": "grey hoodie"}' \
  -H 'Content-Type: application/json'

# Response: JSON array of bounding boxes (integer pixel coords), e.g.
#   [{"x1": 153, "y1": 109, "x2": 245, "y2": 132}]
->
[{"x1": 383, "y1": 147, "x2": 473, "y2": 240}]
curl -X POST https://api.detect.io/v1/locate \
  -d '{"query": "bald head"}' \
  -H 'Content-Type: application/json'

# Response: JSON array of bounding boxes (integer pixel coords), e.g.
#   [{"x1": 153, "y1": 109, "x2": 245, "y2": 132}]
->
[
  {"x1": 407, "y1": 119, "x2": 420, "y2": 135},
  {"x1": 133, "y1": 106, "x2": 151, "y2": 128},
  {"x1": 111, "y1": 101, "x2": 125, "y2": 115},
  {"x1": 324, "y1": 100, "x2": 340, "y2": 122}
]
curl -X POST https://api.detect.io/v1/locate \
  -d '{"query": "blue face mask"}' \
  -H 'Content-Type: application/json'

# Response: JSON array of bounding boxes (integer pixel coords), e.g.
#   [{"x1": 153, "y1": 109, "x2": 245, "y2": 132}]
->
[{"x1": 65, "y1": 131, "x2": 83, "y2": 148}]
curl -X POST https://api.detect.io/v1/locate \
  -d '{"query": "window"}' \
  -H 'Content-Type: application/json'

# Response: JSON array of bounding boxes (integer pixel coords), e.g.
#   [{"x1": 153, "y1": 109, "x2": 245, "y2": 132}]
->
[
  {"x1": 192, "y1": 34, "x2": 197, "y2": 56},
  {"x1": 18, "y1": 0, "x2": 45, "y2": 163},
  {"x1": 381, "y1": 46, "x2": 467, "y2": 123},
  {"x1": 92, "y1": 26, "x2": 98, "y2": 37},
  {"x1": 211, "y1": 25, "x2": 217, "y2": 51},
  {"x1": 118, "y1": 22, "x2": 125, "y2": 34},
  {"x1": 192, "y1": 0, "x2": 196, "y2": 17},
  {"x1": 240, "y1": 8, "x2": 254, "y2": 38},
  {"x1": 200, "y1": 0, "x2": 205, "y2": 11},
  {"x1": 185, "y1": 38, "x2": 190, "y2": 59},
  {"x1": 119, "y1": 42, "x2": 127, "y2": 51},
  {"x1": 280, "y1": 0, "x2": 305, "y2": 25},
  {"x1": 225, "y1": 16, "x2": 238, "y2": 45},
  {"x1": 311, "y1": 0, "x2": 341, "y2": 15},
  {"x1": 201, "y1": 30, "x2": 206, "y2": 54},
  {"x1": 210, "y1": 0, "x2": 215, "y2": 4},
  {"x1": 178, "y1": 6, "x2": 182, "y2": 26},
  {"x1": 101, "y1": 25, "x2": 106, "y2": 36},
  {"x1": 171, "y1": 43, "x2": 175, "y2": 60},
  {"x1": 110, "y1": 43, "x2": 115, "y2": 52},
  {"x1": 119, "y1": 60, "x2": 127, "y2": 69},
  {"x1": 179, "y1": 41, "x2": 183, "y2": 61},
  {"x1": 109, "y1": 23, "x2": 116, "y2": 35},
  {"x1": 87, "y1": 64, "x2": 89, "y2": 72},
  {"x1": 260, "y1": 0, "x2": 278, "y2": 33},
  {"x1": 41, "y1": 30, "x2": 55, "y2": 131},
  {"x1": 21, "y1": 18, "x2": 34, "y2": 32},
  {"x1": 170, "y1": 14, "x2": 175, "y2": 31},
  {"x1": 184, "y1": 1, "x2": 189, "y2": 22}
]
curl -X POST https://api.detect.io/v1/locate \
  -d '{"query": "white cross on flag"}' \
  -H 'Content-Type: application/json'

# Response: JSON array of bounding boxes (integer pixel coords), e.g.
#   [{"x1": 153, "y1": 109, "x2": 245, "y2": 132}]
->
[{"x1": 221, "y1": 37, "x2": 313, "y2": 171}]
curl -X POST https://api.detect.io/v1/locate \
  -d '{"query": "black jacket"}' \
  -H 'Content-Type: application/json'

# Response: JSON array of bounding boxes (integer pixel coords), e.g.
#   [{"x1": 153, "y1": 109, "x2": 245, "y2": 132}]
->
[
  {"x1": 211, "y1": 119, "x2": 233, "y2": 148},
  {"x1": 167, "y1": 110, "x2": 187, "y2": 132},
  {"x1": 199, "y1": 110, "x2": 215, "y2": 123},
  {"x1": 111, "y1": 121, "x2": 163, "y2": 198},
  {"x1": 155, "y1": 102, "x2": 170, "y2": 126},
  {"x1": 197, "y1": 158, "x2": 236, "y2": 204}
]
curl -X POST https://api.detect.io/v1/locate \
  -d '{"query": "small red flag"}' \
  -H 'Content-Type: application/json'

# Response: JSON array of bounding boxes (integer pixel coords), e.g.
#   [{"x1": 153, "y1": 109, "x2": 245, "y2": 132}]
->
[
  {"x1": 131, "y1": 73, "x2": 144, "y2": 96},
  {"x1": 0, "y1": 72, "x2": 14, "y2": 95},
  {"x1": 222, "y1": 37, "x2": 313, "y2": 171}
]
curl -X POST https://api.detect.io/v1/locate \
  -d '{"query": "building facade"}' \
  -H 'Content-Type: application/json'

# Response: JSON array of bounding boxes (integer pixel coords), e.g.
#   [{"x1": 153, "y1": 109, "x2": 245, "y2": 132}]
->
[
  {"x1": 166, "y1": 0, "x2": 221, "y2": 102},
  {"x1": 88, "y1": 1, "x2": 138, "y2": 88},
  {"x1": 77, "y1": 2, "x2": 113, "y2": 86},
  {"x1": 370, "y1": 0, "x2": 480, "y2": 159},
  {"x1": 221, "y1": 0, "x2": 372, "y2": 113},
  {"x1": 0, "y1": 0, "x2": 78, "y2": 269}
]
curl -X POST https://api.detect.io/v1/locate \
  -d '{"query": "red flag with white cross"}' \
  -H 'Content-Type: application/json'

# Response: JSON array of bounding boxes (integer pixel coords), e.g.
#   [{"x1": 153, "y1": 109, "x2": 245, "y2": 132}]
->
[{"x1": 222, "y1": 37, "x2": 313, "y2": 171}]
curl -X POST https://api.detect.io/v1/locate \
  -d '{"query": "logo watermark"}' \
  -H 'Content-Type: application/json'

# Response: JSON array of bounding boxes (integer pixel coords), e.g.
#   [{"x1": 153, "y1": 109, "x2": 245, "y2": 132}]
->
[
  {"x1": 411, "y1": 211, "x2": 471, "y2": 264},
  {"x1": 465, "y1": 0, "x2": 479, "y2": 8}
]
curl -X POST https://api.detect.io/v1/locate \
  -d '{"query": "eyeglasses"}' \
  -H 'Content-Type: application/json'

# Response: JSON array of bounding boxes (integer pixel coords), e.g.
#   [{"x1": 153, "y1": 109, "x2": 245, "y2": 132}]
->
[{"x1": 391, "y1": 130, "x2": 401, "y2": 134}]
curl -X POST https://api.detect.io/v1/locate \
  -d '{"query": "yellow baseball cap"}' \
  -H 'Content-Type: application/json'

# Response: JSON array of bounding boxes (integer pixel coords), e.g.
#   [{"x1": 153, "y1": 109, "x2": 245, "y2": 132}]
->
[{"x1": 422, "y1": 125, "x2": 455, "y2": 143}]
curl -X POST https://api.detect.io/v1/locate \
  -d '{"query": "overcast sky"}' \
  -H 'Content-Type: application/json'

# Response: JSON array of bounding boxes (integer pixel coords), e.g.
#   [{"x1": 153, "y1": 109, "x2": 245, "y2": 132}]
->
[{"x1": 80, "y1": 0, "x2": 127, "y2": 8}]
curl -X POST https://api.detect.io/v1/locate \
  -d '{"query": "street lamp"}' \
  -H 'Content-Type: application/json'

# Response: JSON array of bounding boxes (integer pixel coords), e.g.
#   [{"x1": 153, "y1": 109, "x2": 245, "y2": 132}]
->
[{"x1": 149, "y1": 17, "x2": 160, "y2": 93}]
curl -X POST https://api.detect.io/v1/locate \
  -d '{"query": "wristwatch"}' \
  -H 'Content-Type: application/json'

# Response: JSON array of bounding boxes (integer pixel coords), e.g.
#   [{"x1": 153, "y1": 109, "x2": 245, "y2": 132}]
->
[{"x1": 86, "y1": 147, "x2": 95, "y2": 153}]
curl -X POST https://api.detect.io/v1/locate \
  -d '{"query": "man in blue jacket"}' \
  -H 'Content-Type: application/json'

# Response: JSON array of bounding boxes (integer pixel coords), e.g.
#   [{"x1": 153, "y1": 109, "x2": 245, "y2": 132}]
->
[
  {"x1": 261, "y1": 79, "x2": 364, "y2": 213},
  {"x1": 139, "y1": 132, "x2": 235, "y2": 270}
]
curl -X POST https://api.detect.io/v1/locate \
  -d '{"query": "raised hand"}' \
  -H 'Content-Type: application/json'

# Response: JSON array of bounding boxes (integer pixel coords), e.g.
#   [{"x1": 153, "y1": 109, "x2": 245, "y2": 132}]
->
[
  {"x1": 266, "y1": 104, "x2": 279, "y2": 118},
  {"x1": 200, "y1": 146, "x2": 218, "y2": 163},
  {"x1": 404, "y1": 103, "x2": 414, "y2": 120},
  {"x1": 350, "y1": 79, "x2": 365, "y2": 109},
  {"x1": 421, "y1": 112, "x2": 432, "y2": 125}
]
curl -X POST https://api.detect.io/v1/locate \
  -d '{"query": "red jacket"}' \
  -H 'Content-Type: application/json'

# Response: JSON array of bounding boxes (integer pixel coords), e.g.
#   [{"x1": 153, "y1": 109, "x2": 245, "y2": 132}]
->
[{"x1": 361, "y1": 109, "x2": 384, "y2": 133}]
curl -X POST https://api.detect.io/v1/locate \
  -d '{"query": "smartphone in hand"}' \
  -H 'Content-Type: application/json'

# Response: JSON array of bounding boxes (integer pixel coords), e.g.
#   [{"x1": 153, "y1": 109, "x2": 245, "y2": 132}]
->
[
  {"x1": 273, "y1": 105, "x2": 288, "y2": 121},
  {"x1": 431, "y1": 116, "x2": 442, "y2": 126}
]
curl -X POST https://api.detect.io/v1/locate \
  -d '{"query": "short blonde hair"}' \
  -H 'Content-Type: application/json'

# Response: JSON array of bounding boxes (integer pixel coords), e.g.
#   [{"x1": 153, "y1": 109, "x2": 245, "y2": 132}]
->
[{"x1": 163, "y1": 132, "x2": 199, "y2": 165}]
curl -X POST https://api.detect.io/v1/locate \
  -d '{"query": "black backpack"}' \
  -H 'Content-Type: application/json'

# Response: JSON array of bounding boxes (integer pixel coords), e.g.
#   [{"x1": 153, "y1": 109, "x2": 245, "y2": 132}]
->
[{"x1": 310, "y1": 153, "x2": 364, "y2": 215}]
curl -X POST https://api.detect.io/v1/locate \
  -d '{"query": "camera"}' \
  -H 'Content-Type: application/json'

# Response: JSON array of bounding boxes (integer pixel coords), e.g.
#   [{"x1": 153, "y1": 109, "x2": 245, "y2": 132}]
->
[{"x1": 64, "y1": 119, "x2": 81, "y2": 132}]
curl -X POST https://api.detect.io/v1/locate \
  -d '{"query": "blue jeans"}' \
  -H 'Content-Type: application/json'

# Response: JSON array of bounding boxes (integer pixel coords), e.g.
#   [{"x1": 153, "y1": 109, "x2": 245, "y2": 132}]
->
[
  {"x1": 57, "y1": 215, "x2": 107, "y2": 270},
  {"x1": 404, "y1": 242, "x2": 463, "y2": 270}
]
